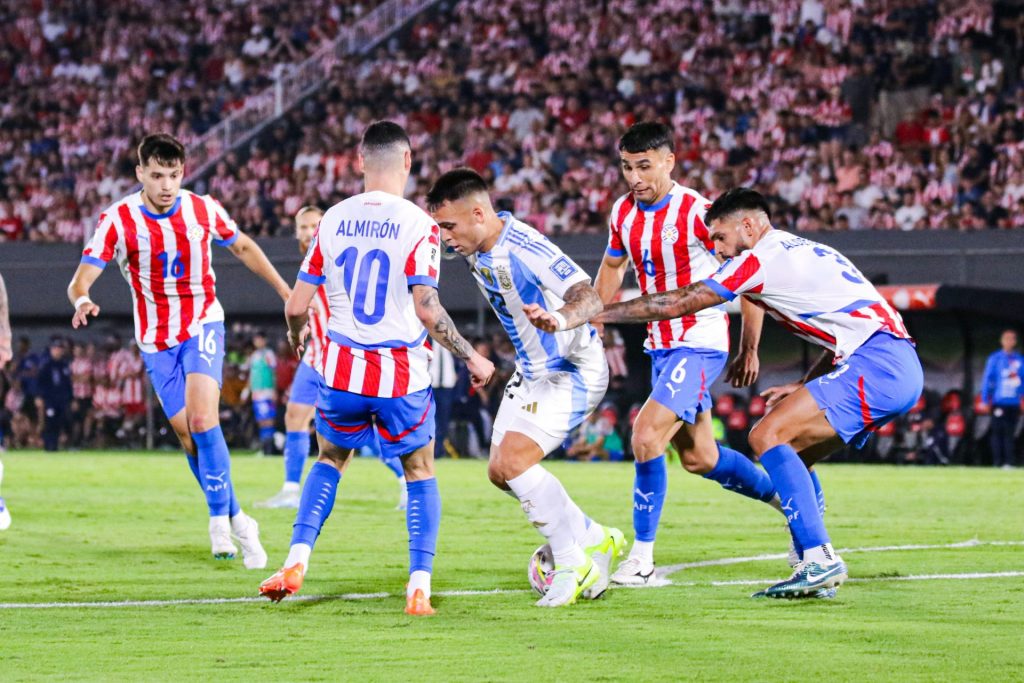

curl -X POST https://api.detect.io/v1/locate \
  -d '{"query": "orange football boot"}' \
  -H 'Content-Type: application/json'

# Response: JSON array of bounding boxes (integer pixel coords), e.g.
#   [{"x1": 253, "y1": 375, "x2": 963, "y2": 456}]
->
[
  {"x1": 404, "y1": 588, "x2": 435, "y2": 616},
  {"x1": 259, "y1": 563, "x2": 305, "y2": 602}
]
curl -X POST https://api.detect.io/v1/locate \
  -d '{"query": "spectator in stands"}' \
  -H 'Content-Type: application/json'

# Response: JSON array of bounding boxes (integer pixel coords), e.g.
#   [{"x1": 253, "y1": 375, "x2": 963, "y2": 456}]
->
[
  {"x1": 34, "y1": 337, "x2": 73, "y2": 452},
  {"x1": 980, "y1": 329, "x2": 1023, "y2": 469}
]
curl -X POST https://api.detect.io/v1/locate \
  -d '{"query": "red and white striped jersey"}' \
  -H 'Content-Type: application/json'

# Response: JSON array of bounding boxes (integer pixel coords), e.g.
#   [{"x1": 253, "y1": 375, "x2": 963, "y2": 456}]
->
[
  {"x1": 81, "y1": 190, "x2": 240, "y2": 353},
  {"x1": 299, "y1": 190, "x2": 441, "y2": 398},
  {"x1": 70, "y1": 357, "x2": 93, "y2": 400},
  {"x1": 607, "y1": 183, "x2": 728, "y2": 352},
  {"x1": 704, "y1": 230, "x2": 911, "y2": 361},
  {"x1": 301, "y1": 285, "x2": 330, "y2": 371}
]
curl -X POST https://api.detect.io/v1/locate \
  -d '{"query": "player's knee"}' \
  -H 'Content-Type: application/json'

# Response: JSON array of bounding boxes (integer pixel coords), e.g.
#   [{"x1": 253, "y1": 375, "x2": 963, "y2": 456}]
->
[
  {"x1": 284, "y1": 404, "x2": 309, "y2": 431},
  {"x1": 487, "y1": 460, "x2": 508, "y2": 488},
  {"x1": 747, "y1": 421, "x2": 781, "y2": 458},
  {"x1": 187, "y1": 412, "x2": 219, "y2": 434},
  {"x1": 631, "y1": 426, "x2": 664, "y2": 462}
]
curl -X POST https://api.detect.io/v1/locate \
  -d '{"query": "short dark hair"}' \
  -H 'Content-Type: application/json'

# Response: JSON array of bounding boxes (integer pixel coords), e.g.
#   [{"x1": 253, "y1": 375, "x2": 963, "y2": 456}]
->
[
  {"x1": 137, "y1": 133, "x2": 185, "y2": 167},
  {"x1": 618, "y1": 121, "x2": 674, "y2": 154},
  {"x1": 704, "y1": 187, "x2": 772, "y2": 225},
  {"x1": 425, "y1": 168, "x2": 489, "y2": 212},
  {"x1": 360, "y1": 121, "x2": 410, "y2": 155}
]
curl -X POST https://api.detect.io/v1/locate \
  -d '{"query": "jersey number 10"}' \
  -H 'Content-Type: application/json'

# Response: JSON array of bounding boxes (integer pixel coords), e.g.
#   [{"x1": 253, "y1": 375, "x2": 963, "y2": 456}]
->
[{"x1": 335, "y1": 247, "x2": 390, "y2": 324}]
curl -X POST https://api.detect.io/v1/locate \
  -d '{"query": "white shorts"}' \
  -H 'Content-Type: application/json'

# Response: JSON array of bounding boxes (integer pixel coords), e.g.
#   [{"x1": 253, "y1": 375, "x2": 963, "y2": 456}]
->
[{"x1": 492, "y1": 349, "x2": 609, "y2": 455}]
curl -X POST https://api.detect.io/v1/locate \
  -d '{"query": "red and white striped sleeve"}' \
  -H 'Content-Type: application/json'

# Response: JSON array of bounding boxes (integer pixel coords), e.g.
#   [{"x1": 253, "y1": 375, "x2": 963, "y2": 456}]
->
[
  {"x1": 205, "y1": 195, "x2": 240, "y2": 247},
  {"x1": 404, "y1": 219, "x2": 440, "y2": 289},
  {"x1": 81, "y1": 211, "x2": 120, "y2": 269},
  {"x1": 606, "y1": 198, "x2": 628, "y2": 258},
  {"x1": 298, "y1": 228, "x2": 326, "y2": 286},
  {"x1": 702, "y1": 252, "x2": 765, "y2": 301}
]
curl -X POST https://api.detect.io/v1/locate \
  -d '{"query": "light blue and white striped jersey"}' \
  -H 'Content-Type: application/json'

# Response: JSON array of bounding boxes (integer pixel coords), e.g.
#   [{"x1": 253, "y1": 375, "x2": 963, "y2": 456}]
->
[{"x1": 467, "y1": 212, "x2": 601, "y2": 379}]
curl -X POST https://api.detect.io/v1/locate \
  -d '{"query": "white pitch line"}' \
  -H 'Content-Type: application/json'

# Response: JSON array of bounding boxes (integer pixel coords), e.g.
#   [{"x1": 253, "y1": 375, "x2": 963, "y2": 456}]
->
[{"x1": 1, "y1": 538, "x2": 1020, "y2": 610}]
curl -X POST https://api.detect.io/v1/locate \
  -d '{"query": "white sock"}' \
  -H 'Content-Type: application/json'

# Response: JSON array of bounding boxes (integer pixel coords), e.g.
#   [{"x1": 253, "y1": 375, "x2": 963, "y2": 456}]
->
[
  {"x1": 768, "y1": 493, "x2": 784, "y2": 514},
  {"x1": 282, "y1": 482, "x2": 300, "y2": 493},
  {"x1": 408, "y1": 569, "x2": 431, "y2": 598},
  {"x1": 285, "y1": 543, "x2": 312, "y2": 570},
  {"x1": 230, "y1": 511, "x2": 250, "y2": 534},
  {"x1": 210, "y1": 514, "x2": 230, "y2": 530},
  {"x1": 629, "y1": 539, "x2": 654, "y2": 563},
  {"x1": 507, "y1": 465, "x2": 586, "y2": 567},
  {"x1": 564, "y1": 498, "x2": 600, "y2": 547},
  {"x1": 802, "y1": 543, "x2": 837, "y2": 565}
]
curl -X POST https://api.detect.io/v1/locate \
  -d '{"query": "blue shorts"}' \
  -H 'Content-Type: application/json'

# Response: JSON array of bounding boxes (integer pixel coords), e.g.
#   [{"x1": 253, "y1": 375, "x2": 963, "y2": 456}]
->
[
  {"x1": 807, "y1": 332, "x2": 923, "y2": 449},
  {"x1": 141, "y1": 321, "x2": 225, "y2": 419},
  {"x1": 314, "y1": 384, "x2": 435, "y2": 460},
  {"x1": 648, "y1": 347, "x2": 729, "y2": 424},
  {"x1": 289, "y1": 362, "x2": 321, "y2": 407},
  {"x1": 253, "y1": 397, "x2": 276, "y2": 423}
]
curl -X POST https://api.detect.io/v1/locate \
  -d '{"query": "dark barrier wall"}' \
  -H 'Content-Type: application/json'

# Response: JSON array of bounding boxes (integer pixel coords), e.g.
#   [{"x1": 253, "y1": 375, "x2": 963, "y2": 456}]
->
[{"x1": 2, "y1": 229, "x2": 1023, "y2": 319}]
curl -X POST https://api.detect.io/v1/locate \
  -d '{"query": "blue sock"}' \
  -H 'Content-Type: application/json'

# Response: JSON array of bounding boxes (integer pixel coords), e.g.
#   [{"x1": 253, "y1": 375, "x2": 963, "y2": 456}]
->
[
  {"x1": 290, "y1": 462, "x2": 341, "y2": 548},
  {"x1": 187, "y1": 452, "x2": 239, "y2": 516},
  {"x1": 633, "y1": 455, "x2": 668, "y2": 543},
  {"x1": 809, "y1": 469, "x2": 826, "y2": 516},
  {"x1": 185, "y1": 453, "x2": 201, "y2": 486},
  {"x1": 760, "y1": 445, "x2": 829, "y2": 551},
  {"x1": 381, "y1": 454, "x2": 404, "y2": 479},
  {"x1": 192, "y1": 426, "x2": 234, "y2": 517},
  {"x1": 284, "y1": 431, "x2": 310, "y2": 485},
  {"x1": 406, "y1": 478, "x2": 441, "y2": 574},
  {"x1": 703, "y1": 444, "x2": 777, "y2": 503}
]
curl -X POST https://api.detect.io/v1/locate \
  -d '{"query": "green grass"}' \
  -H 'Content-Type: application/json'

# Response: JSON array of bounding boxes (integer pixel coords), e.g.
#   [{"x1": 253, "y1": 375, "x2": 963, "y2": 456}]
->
[{"x1": 0, "y1": 453, "x2": 1022, "y2": 682}]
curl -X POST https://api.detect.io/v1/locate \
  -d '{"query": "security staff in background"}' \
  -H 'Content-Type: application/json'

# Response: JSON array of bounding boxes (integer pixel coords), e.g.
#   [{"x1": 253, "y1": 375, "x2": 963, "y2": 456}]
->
[
  {"x1": 35, "y1": 336, "x2": 73, "y2": 452},
  {"x1": 980, "y1": 329, "x2": 1024, "y2": 469}
]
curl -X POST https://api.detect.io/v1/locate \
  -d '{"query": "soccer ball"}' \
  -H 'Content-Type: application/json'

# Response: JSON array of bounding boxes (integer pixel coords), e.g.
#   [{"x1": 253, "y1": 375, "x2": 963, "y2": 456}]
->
[{"x1": 528, "y1": 544, "x2": 555, "y2": 596}]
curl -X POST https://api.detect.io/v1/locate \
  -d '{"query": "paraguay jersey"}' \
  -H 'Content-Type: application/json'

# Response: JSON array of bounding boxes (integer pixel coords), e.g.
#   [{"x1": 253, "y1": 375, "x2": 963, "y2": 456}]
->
[
  {"x1": 81, "y1": 189, "x2": 240, "y2": 353},
  {"x1": 467, "y1": 212, "x2": 600, "y2": 379},
  {"x1": 301, "y1": 285, "x2": 330, "y2": 372},
  {"x1": 607, "y1": 182, "x2": 728, "y2": 352},
  {"x1": 299, "y1": 190, "x2": 441, "y2": 398},
  {"x1": 703, "y1": 230, "x2": 911, "y2": 361}
]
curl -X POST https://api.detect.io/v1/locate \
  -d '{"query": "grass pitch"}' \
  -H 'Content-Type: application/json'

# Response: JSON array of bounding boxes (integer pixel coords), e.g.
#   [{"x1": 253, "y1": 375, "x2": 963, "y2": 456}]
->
[{"x1": 0, "y1": 452, "x2": 1021, "y2": 682}]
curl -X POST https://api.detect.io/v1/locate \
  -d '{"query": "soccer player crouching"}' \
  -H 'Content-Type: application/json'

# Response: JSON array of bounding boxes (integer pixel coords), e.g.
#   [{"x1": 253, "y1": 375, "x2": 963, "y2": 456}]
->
[
  {"x1": 428, "y1": 168, "x2": 625, "y2": 607},
  {"x1": 67, "y1": 134, "x2": 292, "y2": 568},
  {"x1": 588, "y1": 188, "x2": 923, "y2": 598},
  {"x1": 259, "y1": 123, "x2": 494, "y2": 615}
]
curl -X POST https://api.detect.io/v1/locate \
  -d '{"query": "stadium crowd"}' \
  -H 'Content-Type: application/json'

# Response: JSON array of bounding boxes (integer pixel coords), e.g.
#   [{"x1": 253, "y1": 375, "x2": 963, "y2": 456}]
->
[{"x1": 1, "y1": 1, "x2": 1023, "y2": 243}]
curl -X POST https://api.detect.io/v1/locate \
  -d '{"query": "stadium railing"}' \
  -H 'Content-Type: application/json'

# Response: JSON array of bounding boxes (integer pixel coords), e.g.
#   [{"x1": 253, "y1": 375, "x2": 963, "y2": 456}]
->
[{"x1": 184, "y1": 0, "x2": 439, "y2": 184}]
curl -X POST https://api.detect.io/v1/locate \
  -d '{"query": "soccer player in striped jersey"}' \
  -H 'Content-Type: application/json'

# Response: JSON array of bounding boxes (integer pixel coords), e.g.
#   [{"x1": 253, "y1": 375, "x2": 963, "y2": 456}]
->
[
  {"x1": 594, "y1": 122, "x2": 778, "y2": 585},
  {"x1": 593, "y1": 188, "x2": 922, "y2": 598},
  {"x1": 259, "y1": 122, "x2": 494, "y2": 615},
  {"x1": 255, "y1": 205, "x2": 407, "y2": 510},
  {"x1": 67, "y1": 133, "x2": 292, "y2": 568},
  {"x1": 427, "y1": 168, "x2": 625, "y2": 608}
]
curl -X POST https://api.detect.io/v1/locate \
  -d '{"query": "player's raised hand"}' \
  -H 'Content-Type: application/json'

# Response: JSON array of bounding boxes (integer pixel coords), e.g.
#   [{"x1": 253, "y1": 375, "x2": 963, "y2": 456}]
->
[
  {"x1": 523, "y1": 303, "x2": 560, "y2": 333},
  {"x1": 725, "y1": 348, "x2": 760, "y2": 387},
  {"x1": 760, "y1": 382, "x2": 803, "y2": 409},
  {"x1": 71, "y1": 301, "x2": 101, "y2": 328},
  {"x1": 466, "y1": 352, "x2": 495, "y2": 388}
]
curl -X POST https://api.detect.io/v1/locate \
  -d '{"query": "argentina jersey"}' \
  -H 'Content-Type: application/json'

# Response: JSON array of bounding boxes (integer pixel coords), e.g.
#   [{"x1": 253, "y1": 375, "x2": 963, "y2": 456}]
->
[{"x1": 467, "y1": 212, "x2": 600, "y2": 379}]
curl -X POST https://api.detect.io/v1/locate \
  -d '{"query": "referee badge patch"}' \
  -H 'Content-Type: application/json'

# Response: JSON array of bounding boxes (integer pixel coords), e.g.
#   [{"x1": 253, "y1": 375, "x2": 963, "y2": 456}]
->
[{"x1": 549, "y1": 256, "x2": 578, "y2": 281}]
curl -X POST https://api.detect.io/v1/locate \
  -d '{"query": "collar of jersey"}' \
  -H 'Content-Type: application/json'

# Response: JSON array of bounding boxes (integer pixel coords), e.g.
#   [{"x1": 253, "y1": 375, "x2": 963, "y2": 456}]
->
[
  {"x1": 138, "y1": 195, "x2": 182, "y2": 220},
  {"x1": 491, "y1": 210, "x2": 515, "y2": 250},
  {"x1": 637, "y1": 190, "x2": 674, "y2": 213}
]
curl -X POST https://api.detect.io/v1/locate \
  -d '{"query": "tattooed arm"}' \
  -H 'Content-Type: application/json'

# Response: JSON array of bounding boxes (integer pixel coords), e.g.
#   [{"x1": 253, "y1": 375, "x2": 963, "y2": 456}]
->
[
  {"x1": 412, "y1": 285, "x2": 494, "y2": 386},
  {"x1": 593, "y1": 281, "x2": 726, "y2": 325},
  {"x1": 523, "y1": 281, "x2": 604, "y2": 333}
]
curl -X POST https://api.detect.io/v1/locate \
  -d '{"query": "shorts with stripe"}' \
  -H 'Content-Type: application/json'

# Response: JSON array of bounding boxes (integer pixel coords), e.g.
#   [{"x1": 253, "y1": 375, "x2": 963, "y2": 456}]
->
[
  {"x1": 647, "y1": 346, "x2": 729, "y2": 424},
  {"x1": 492, "y1": 346, "x2": 608, "y2": 455},
  {"x1": 141, "y1": 321, "x2": 224, "y2": 418},
  {"x1": 315, "y1": 384, "x2": 435, "y2": 460},
  {"x1": 806, "y1": 332, "x2": 923, "y2": 448}
]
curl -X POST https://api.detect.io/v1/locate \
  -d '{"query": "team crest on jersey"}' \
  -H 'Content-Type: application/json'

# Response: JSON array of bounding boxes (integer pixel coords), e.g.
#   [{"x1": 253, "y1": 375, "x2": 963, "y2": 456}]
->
[
  {"x1": 549, "y1": 256, "x2": 578, "y2": 281},
  {"x1": 186, "y1": 224, "x2": 204, "y2": 242},
  {"x1": 661, "y1": 224, "x2": 679, "y2": 244},
  {"x1": 496, "y1": 266, "x2": 513, "y2": 291}
]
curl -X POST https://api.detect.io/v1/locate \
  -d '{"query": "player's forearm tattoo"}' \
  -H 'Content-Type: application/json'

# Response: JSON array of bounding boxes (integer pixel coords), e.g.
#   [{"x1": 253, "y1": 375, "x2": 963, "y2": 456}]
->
[
  {"x1": 0, "y1": 274, "x2": 11, "y2": 352},
  {"x1": 558, "y1": 282, "x2": 604, "y2": 329},
  {"x1": 802, "y1": 350, "x2": 836, "y2": 384},
  {"x1": 593, "y1": 282, "x2": 725, "y2": 324},
  {"x1": 419, "y1": 288, "x2": 474, "y2": 361}
]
